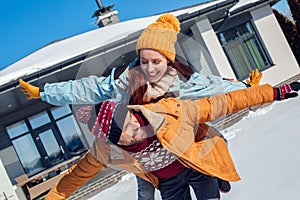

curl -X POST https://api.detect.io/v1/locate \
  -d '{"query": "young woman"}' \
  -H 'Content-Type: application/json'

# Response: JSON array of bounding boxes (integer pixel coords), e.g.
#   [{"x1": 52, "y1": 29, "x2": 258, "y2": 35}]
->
[{"x1": 19, "y1": 13, "x2": 262, "y2": 199}]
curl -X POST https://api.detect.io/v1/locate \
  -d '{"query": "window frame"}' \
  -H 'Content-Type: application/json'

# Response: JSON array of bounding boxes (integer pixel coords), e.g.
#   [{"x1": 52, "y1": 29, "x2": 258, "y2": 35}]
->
[
  {"x1": 6, "y1": 105, "x2": 87, "y2": 177},
  {"x1": 214, "y1": 12, "x2": 273, "y2": 80}
]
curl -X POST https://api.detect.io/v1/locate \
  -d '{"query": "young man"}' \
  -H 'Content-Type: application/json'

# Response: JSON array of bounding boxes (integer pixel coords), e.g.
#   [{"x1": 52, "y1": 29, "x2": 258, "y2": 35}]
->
[{"x1": 44, "y1": 82, "x2": 299, "y2": 200}]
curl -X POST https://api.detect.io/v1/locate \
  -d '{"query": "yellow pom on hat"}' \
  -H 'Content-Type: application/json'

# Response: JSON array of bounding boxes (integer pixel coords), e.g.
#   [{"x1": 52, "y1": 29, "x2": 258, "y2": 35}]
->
[
  {"x1": 148, "y1": 13, "x2": 180, "y2": 32},
  {"x1": 136, "y1": 13, "x2": 180, "y2": 62}
]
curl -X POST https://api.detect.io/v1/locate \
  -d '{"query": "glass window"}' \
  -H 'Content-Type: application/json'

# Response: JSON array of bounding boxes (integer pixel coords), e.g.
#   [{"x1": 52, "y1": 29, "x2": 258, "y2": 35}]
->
[
  {"x1": 51, "y1": 106, "x2": 72, "y2": 120},
  {"x1": 218, "y1": 22, "x2": 271, "y2": 80},
  {"x1": 39, "y1": 130, "x2": 64, "y2": 165},
  {"x1": 56, "y1": 115, "x2": 87, "y2": 155},
  {"x1": 8, "y1": 107, "x2": 87, "y2": 175},
  {"x1": 29, "y1": 112, "x2": 51, "y2": 129},
  {"x1": 12, "y1": 134, "x2": 45, "y2": 176},
  {"x1": 7, "y1": 121, "x2": 29, "y2": 139}
]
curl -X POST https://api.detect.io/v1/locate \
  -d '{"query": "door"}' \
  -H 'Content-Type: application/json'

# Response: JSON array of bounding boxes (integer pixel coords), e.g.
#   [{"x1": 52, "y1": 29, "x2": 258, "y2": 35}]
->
[{"x1": 33, "y1": 125, "x2": 67, "y2": 168}]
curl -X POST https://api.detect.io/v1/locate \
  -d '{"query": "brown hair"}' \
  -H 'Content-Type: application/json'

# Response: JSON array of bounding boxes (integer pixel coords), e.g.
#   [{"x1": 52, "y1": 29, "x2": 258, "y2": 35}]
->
[{"x1": 128, "y1": 56, "x2": 195, "y2": 105}]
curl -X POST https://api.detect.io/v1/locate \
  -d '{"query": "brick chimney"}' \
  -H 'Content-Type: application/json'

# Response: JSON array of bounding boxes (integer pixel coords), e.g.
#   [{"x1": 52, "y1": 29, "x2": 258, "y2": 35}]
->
[{"x1": 92, "y1": 0, "x2": 119, "y2": 28}]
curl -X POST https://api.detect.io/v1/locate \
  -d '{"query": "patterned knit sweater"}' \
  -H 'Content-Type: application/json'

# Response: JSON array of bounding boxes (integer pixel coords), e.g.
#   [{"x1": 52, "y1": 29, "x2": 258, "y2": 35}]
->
[{"x1": 122, "y1": 113, "x2": 185, "y2": 179}]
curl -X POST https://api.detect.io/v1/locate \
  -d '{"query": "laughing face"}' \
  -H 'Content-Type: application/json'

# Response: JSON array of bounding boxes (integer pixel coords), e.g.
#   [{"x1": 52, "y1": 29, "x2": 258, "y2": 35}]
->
[
  {"x1": 139, "y1": 48, "x2": 169, "y2": 83},
  {"x1": 117, "y1": 112, "x2": 147, "y2": 146}
]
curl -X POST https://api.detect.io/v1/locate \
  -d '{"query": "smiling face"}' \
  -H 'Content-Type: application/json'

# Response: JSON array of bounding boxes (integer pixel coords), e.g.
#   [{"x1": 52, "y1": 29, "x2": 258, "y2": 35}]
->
[
  {"x1": 117, "y1": 112, "x2": 147, "y2": 146},
  {"x1": 139, "y1": 48, "x2": 169, "y2": 83}
]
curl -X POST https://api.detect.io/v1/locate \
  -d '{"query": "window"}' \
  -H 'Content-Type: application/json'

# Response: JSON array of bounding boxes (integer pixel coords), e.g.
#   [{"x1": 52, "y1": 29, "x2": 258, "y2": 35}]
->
[
  {"x1": 39, "y1": 129, "x2": 64, "y2": 165},
  {"x1": 7, "y1": 121, "x2": 28, "y2": 139},
  {"x1": 8, "y1": 121, "x2": 45, "y2": 176},
  {"x1": 7, "y1": 106, "x2": 87, "y2": 176},
  {"x1": 56, "y1": 116, "x2": 87, "y2": 155},
  {"x1": 218, "y1": 22, "x2": 271, "y2": 80},
  {"x1": 29, "y1": 111, "x2": 51, "y2": 129},
  {"x1": 52, "y1": 106, "x2": 88, "y2": 155},
  {"x1": 12, "y1": 134, "x2": 45, "y2": 176},
  {"x1": 51, "y1": 106, "x2": 72, "y2": 120}
]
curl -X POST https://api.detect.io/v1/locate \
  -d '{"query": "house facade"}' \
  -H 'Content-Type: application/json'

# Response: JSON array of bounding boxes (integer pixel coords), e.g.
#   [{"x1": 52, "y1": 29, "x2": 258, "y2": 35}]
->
[{"x1": 0, "y1": 0, "x2": 299, "y2": 199}]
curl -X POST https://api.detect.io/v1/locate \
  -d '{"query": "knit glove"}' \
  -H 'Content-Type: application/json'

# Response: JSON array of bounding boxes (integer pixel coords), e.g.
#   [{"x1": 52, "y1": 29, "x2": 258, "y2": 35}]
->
[
  {"x1": 19, "y1": 79, "x2": 40, "y2": 99},
  {"x1": 246, "y1": 69, "x2": 263, "y2": 87},
  {"x1": 273, "y1": 82, "x2": 300, "y2": 100},
  {"x1": 76, "y1": 106, "x2": 92, "y2": 123}
]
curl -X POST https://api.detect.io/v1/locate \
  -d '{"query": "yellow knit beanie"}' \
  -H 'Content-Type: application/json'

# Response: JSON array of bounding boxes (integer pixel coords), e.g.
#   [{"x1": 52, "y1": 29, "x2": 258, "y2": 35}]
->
[{"x1": 136, "y1": 13, "x2": 180, "y2": 62}]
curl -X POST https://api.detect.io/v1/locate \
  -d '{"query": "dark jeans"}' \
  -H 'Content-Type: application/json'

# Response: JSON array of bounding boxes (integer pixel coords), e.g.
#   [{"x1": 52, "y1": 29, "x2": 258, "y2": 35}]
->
[
  {"x1": 158, "y1": 168, "x2": 220, "y2": 200},
  {"x1": 136, "y1": 175, "x2": 155, "y2": 200}
]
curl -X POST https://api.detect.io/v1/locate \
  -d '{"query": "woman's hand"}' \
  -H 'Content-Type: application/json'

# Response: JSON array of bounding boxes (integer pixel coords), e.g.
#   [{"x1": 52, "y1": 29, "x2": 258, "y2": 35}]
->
[{"x1": 19, "y1": 79, "x2": 40, "y2": 99}]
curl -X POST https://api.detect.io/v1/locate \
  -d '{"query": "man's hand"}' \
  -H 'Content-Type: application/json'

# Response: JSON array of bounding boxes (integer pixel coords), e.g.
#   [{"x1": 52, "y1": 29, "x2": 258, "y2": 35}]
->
[
  {"x1": 246, "y1": 69, "x2": 263, "y2": 87},
  {"x1": 273, "y1": 82, "x2": 300, "y2": 100},
  {"x1": 19, "y1": 79, "x2": 40, "y2": 99}
]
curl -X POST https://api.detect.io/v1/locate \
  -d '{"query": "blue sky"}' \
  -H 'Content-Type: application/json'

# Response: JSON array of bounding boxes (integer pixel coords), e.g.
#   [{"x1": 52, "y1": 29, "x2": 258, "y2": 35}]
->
[{"x1": 1, "y1": 0, "x2": 289, "y2": 70}]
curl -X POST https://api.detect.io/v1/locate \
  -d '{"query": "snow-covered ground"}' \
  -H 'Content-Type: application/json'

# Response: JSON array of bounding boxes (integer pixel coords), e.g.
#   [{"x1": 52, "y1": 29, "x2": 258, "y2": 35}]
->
[{"x1": 89, "y1": 95, "x2": 300, "y2": 200}]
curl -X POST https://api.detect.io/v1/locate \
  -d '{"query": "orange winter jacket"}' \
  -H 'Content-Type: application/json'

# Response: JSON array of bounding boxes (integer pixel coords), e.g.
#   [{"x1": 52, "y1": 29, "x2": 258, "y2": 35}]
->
[{"x1": 46, "y1": 84, "x2": 274, "y2": 199}]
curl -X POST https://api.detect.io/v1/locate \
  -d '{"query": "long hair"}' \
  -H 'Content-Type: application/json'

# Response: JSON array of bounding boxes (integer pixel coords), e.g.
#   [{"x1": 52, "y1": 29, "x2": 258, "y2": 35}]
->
[{"x1": 128, "y1": 56, "x2": 195, "y2": 105}]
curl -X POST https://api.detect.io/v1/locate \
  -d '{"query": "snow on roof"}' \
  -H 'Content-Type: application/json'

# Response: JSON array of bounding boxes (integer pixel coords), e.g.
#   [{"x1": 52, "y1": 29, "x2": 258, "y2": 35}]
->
[
  {"x1": 0, "y1": 0, "x2": 251, "y2": 86},
  {"x1": 229, "y1": 0, "x2": 275, "y2": 14},
  {"x1": 0, "y1": 16, "x2": 156, "y2": 85},
  {"x1": 230, "y1": 0, "x2": 259, "y2": 11},
  {"x1": 0, "y1": 0, "x2": 230, "y2": 86}
]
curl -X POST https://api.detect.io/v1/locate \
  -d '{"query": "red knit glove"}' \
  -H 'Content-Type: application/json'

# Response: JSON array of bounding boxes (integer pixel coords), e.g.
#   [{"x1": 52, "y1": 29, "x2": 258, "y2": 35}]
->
[
  {"x1": 76, "y1": 106, "x2": 92, "y2": 123},
  {"x1": 273, "y1": 82, "x2": 300, "y2": 100}
]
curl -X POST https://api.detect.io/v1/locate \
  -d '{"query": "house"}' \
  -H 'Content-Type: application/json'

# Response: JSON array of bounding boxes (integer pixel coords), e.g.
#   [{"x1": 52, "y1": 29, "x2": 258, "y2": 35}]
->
[{"x1": 0, "y1": 0, "x2": 299, "y2": 199}]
